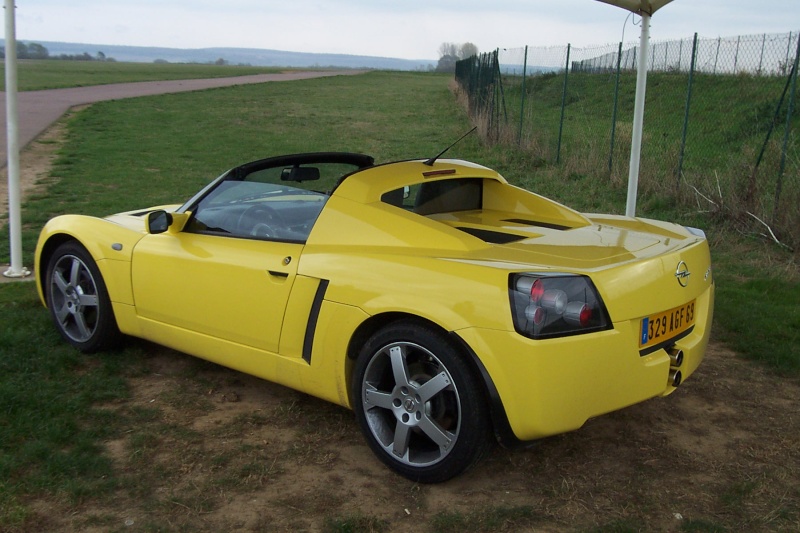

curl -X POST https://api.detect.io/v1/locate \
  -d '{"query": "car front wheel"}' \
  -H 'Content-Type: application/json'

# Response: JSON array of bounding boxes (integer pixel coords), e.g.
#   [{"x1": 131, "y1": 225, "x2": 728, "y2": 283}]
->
[
  {"x1": 352, "y1": 321, "x2": 493, "y2": 483},
  {"x1": 45, "y1": 241, "x2": 120, "y2": 353}
]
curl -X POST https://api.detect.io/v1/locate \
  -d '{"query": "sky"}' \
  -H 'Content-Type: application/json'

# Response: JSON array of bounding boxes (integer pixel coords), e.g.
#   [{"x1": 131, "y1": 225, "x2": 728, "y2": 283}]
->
[{"x1": 5, "y1": 0, "x2": 800, "y2": 61}]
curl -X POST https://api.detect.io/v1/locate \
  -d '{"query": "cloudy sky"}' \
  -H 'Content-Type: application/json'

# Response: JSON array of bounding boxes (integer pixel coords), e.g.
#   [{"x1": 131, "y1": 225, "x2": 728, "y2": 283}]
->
[{"x1": 7, "y1": 0, "x2": 800, "y2": 60}]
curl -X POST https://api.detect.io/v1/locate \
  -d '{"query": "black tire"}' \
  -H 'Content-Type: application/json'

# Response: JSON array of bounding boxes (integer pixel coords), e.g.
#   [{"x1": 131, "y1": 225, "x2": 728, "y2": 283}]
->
[
  {"x1": 352, "y1": 321, "x2": 493, "y2": 483},
  {"x1": 45, "y1": 241, "x2": 121, "y2": 353}
]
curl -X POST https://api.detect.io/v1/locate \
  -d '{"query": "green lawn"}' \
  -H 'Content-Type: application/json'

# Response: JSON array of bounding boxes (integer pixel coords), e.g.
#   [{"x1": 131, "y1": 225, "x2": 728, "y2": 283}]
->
[
  {"x1": 10, "y1": 70, "x2": 799, "y2": 374},
  {"x1": 489, "y1": 70, "x2": 799, "y2": 249},
  {"x1": 2, "y1": 59, "x2": 284, "y2": 91},
  {"x1": 0, "y1": 68, "x2": 797, "y2": 530}
]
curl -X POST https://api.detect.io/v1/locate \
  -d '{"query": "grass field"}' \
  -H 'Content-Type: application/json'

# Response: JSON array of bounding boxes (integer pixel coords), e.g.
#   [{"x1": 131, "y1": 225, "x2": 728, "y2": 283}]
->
[
  {"x1": 2, "y1": 59, "x2": 284, "y2": 91},
  {"x1": 1, "y1": 68, "x2": 798, "y2": 531},
  {"x1": 7, "y1": 68, "x2": 800, "y2": 373},
  {"x1": 471, "y1": 69, "x2": 800, "y2": 250}
]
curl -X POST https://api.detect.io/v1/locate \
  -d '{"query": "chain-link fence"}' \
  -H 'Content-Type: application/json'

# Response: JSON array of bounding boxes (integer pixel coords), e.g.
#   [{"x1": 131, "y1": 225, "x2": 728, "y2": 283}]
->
[
  {"x1": 455, "y1": 31, "x2": 800, "y2": 249},
  {"x1": 574, "y1": 33, "x2": 798, "y2": 75}
]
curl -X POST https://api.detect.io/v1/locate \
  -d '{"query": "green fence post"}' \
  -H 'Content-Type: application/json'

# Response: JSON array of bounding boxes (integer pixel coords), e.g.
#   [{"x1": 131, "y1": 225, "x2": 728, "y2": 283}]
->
[
  {"x1": 488, "y1": 51, "x2": 497, "y2": 142},
  {"x1": 677, "y1": 33, "x2": 699, "y2": 186},
  {"x1": 494, "y1": 49, "x2": 502, "y2": 141},
  {"x1": 493, "y1": 50, "x2": 498, "y2": 141},
  {"x1": 609, "y1": 42, "x2": 623, "y2": 173},
  {"x1": 556, "y1": 44, "x2": 571, "y2": 164},
  {"x1": 496, "y1": 50, "x2": 509, "y2": 126},
  {"x1": 774, "y1": 34, "x2": 800, "y2": 221},
  {"x1": 518, "y1": 45, "x2": 528, "y2": 147}
]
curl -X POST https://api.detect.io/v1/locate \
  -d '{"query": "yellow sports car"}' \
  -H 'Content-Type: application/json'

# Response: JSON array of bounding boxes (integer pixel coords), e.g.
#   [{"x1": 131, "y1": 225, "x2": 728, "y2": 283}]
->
[{"x1": 35, "y1": 152, "x2": 714, "y2": 483}]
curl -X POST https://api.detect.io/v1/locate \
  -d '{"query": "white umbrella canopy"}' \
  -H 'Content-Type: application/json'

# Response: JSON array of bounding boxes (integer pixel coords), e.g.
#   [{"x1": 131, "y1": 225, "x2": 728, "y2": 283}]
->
[
  {"x1": 595, "y1": 0, "x2": 674, "y2": 16},
  {"x1": 593, "y1": 0, "x2": 677, "y2": 217}
]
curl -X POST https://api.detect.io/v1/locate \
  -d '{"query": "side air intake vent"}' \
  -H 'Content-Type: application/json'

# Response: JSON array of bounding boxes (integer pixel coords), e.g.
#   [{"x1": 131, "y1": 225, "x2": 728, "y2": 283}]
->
[
  {"x1": 456, "y1": 227, "x2": 528, "y2": 244},
  {"x1": 503, "y1": 218, "x2": 570, "y2": 231}
]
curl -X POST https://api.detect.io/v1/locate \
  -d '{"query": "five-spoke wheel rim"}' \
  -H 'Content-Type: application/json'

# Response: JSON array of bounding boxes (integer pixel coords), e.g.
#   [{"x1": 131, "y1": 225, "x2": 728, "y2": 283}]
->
[
  {"x1": 49, "y1": 254, "x2": 100, "y2": 343},
  {"x1": 361, "y1": 341, "x2": 461, "y2": 468}
]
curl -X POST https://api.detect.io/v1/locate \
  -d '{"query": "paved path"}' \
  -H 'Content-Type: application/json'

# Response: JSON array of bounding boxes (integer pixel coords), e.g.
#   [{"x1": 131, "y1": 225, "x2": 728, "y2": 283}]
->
[{"x1": 0, "y1": 70, "x2": 363, "y2": 166}]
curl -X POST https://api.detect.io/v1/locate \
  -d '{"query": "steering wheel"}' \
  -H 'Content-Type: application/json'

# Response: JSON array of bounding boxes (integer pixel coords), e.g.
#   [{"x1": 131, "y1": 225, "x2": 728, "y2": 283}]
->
[{"x1": 237, "y1": 204, "x2": 286, "y2": 238}]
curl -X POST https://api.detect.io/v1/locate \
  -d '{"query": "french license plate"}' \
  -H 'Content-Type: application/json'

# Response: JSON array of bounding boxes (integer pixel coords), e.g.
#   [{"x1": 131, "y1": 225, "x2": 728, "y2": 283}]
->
[{"x1": 639, "y1": 300, "x2": 696, "y2": 349}]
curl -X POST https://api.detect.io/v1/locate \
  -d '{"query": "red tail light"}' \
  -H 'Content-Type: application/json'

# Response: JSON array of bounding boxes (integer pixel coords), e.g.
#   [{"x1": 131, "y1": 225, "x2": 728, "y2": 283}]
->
[
  {"x1": 530, "y1": 279, "x2": 545, "y2": 303},
  {"x1": 525, "y1": 304, "x2": 546, "y2": 325},
  {"x1": 510, "y1": 274, "x2": 611, "y2": 339},
  {"x1": 564, "y1": 301, "x2": 593, "y2": 327},
  {"x1": 516, "y1": 277, "x2": 545, "y2": 303}
]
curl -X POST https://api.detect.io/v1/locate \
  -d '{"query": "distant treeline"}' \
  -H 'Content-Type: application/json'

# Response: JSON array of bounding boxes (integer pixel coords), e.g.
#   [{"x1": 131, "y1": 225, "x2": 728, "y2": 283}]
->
[{"x1": 0, "y1": 42, "x2": 115, "y2": 62}]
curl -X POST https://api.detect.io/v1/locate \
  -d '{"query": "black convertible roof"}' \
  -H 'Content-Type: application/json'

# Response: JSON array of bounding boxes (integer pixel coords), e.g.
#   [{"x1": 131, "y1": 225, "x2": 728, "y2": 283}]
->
[{"x1": 234, "y1": 152, "x2": 375, "y2": 178}]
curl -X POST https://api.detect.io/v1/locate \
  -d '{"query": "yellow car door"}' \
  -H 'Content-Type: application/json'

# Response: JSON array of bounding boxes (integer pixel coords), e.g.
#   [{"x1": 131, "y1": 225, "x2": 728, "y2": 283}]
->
[
  {"x1": 131, "y1": 230, "x2": 302, "y2": 355},
  {"x1": 128, "y1": 155, "x2": 370, "y2": 362}
]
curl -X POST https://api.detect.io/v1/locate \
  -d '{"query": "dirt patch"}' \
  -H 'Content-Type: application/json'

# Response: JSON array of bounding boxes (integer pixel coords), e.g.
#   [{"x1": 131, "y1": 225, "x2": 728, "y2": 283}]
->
[
  {"x1": 0, "y1": 118, "x2": 67, "y2": 220},
  {"x1": 31, "y1": 342, "x2": 796, "y2": 532},
  {"x1": 0, "y1": 108, "x2": 85, "y2": 279},
  {"x1": 8, "y1": 112, "x2": 800, "y2": 532}
]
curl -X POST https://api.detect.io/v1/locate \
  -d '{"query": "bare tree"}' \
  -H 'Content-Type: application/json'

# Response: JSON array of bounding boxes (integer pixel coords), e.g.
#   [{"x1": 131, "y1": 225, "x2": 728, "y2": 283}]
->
[
  {"x1": 438, "y1": 42, "x2": 459, "y2": 59},
  {"x1": 437, "y1": 42, "x2": 479, "y2": 73},
  {"x1": 459, "y1": 42, "x2": 479, "y2": 60}
]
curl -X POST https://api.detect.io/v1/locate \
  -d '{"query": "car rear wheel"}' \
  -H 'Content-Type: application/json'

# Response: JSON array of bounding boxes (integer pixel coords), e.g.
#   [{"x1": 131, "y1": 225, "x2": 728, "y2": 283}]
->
[
  {"x1": 45, "y1": 241, "x2": 120, "y2": 353},
  {"x1": 352, "y1": 321, "x2": 493, "y2": 483}
]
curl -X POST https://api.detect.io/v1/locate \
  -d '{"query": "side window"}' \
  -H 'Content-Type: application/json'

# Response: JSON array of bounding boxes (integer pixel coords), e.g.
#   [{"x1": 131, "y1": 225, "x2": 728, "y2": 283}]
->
[
  {"x1": 185, "y1": 177, "x2": 328, "y2": 242},
  {"x1": 381, "y1": 178, "x2": 483, "y2": 215},
  {"x1": 381, "y1": 184, "x2": 416, "y2": 209}
]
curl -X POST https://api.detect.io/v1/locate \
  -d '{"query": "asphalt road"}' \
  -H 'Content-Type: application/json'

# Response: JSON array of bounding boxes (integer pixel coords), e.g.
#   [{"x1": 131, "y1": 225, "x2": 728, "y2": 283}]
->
[{"x1": 0, "y1": 70, "x2": 363, "y2": 167}]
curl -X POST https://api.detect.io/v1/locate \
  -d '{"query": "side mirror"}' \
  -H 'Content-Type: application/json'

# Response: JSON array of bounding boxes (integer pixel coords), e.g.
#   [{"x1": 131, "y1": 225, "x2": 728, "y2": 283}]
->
[{"x1": 146, "y1": 210, "x2": 173, "y2": 234}]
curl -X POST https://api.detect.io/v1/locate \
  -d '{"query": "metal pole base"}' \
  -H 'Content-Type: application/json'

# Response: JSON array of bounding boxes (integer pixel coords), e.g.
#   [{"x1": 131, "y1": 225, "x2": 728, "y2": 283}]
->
[{"x1": 3, "y1": 266, "x2": 31, "y2": 278}]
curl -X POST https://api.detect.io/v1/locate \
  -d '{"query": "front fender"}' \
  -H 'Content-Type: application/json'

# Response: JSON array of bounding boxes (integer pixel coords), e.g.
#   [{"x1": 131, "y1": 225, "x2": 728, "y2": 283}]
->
[{"x1": 35, "y1": 215, "x2": 147, "y2": 307}]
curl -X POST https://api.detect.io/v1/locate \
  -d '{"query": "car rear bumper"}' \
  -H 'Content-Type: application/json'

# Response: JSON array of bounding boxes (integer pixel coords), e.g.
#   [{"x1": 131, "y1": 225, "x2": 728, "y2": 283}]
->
[{"x1": 456, "y1": 281, "x2": 714, "y2": 442}]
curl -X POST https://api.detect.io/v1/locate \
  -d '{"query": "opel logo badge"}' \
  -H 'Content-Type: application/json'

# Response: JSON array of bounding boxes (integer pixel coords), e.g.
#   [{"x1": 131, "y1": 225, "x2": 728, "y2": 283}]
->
[
  {"x1": 675, "y1": 261, "x2": 691, "y2": 287},
  {"x1": 404, "y1": 397, "x2": 416, "y2": 413}
]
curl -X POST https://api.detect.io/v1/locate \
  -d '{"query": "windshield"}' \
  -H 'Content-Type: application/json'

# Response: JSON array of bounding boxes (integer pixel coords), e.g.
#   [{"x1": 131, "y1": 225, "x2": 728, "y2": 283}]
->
[{"x1": 184, "y1": 155, "x2": 372, "y2": 242}]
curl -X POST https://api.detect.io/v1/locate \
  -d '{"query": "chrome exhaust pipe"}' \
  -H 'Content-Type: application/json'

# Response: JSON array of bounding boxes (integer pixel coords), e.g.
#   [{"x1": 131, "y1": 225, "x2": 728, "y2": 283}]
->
[
  {"x1": 668, "y1": 347, "x2": 684, "y2": 368},
  {"x1": 669, "y1": 369, "x2": 682, "y2": 387}
]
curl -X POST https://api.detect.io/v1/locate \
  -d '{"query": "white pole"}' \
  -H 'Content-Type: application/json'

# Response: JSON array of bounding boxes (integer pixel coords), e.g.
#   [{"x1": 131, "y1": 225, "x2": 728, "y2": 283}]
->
[
  {"x1": 4, "y1": 0, "x2": 29, "y2": 278},
  {"x1": 625, "y1": 12, "x2": 650, "y2": 218}
]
